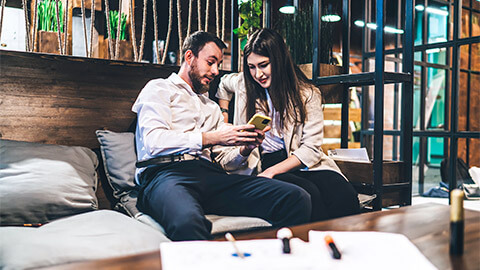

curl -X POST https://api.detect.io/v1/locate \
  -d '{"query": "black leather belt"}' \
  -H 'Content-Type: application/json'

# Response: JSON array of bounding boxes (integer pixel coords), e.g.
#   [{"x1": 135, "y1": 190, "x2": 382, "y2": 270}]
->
[{"x1": 135, "y1": 154, "x2": 200, "y2": 168}]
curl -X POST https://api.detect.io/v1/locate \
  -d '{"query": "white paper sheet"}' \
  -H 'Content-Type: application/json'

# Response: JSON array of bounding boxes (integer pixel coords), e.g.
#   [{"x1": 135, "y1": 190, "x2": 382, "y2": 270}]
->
[
  {"x1": 160, "y1": 231, "x2": 438, "y2": 270},
  {"x1": 308, "y1": 231, "x2": 438, "y2": 270},
  {"x1": 160, "y1": 238, "x2": 317, "y2": 270},
  {"x1": 328, "y1": 148, "x2": 371, "y2": 163}
]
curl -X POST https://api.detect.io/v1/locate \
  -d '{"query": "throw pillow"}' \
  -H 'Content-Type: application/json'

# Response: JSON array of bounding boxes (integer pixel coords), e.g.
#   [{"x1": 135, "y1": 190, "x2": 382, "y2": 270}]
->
[
  {"x1": 95, "y1": 130, "x2": 140, "y2": 217},
  {"x1": 0, "y1": 139, "x2": 98, "y2": 225},
  {"x1": 95, "y1": 130, "x2": 137, "y2": 198}
]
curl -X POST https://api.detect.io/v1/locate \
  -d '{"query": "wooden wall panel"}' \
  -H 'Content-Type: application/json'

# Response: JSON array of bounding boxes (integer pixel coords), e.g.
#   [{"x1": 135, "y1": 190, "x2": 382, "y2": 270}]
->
[{"x1": 0, "y1": 50, "x2": 180, "y2": 148}]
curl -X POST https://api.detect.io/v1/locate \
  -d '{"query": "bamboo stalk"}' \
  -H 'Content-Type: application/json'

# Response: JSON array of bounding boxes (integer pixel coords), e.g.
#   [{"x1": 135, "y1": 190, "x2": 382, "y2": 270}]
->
[
  {"x1": 152, "y1": 0, "x2": 159, "y2": 62},
  {"x1": 54, "y1": 0, "x2": 63, "y2": 54},
  {"x1": 80, "y1": 0, "x2": 87, "y2": 56},
  {"x1": 89, "y1": 0, "x2": 95, "y2": 57},
  {"x1": 114, "y1": 0, "x2": 122, "y2": 60},
  {"x1": 104, "y1": 0, "x2": 114, "y2": 59},
  {"x1": 137, "y1": 0, "x2": 147, "y2": 61},
  {"x1": 161, "y1": 0, "x2": 173, "y2": 64},
  {"x1": 63, "y1": 0, "x2": 68, "y2": 54},
  {"x1": 129, "y1": 0, "x2": 138, "y2": 61}
]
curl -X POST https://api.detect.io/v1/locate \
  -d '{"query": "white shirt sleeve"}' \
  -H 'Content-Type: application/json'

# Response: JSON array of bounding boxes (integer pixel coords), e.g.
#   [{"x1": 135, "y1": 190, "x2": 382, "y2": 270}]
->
[
  {"x1": 215, "y1": 72, "x2": 243, "y2": 101},
  {"x1": 132, "y1": 79, "x2": 203, "y2": 158}
]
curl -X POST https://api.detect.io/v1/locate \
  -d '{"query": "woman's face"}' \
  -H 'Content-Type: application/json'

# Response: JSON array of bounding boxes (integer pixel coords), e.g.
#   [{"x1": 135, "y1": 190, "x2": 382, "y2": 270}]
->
[{"x1": 247, "y1": 53, "x2": 271, "y2": 89}]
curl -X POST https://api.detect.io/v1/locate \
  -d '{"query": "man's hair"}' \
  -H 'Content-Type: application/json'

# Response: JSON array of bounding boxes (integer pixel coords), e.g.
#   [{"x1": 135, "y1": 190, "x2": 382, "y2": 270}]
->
[{"x1": 181, "y1": 31, "x2": 227, "y2": 63}]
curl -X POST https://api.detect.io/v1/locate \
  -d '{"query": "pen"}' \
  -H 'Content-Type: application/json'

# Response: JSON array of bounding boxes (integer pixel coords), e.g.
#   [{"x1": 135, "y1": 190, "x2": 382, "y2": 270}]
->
[
  {"x1": 324, "y1": 235, "x2": 342, "y2": 259},
  {"x1": 276, "y1": 227, "x2": 293, "y2": 254},
  {"x1": 225, "y1": 233, "x2": 245, "y2": 259},
  {"x1": 23, "y1": 223, "x2": 42, "y2": 227}
]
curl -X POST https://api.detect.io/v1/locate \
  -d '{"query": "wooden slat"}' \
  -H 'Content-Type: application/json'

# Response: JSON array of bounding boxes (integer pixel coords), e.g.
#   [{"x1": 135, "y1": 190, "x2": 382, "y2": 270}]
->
[
  {"x1": 323, "y1": 107, "x2": 362, "y2": 122},
  {"x1": 334, "y1": 160, "x2": 405, "y2": 185},
  {"x1": 321, "y1": 142, "x2": 361, "y2": 153},
  {"x1": 0, "y1": 50, "x2": 180, "y2": 148},
  {"x1": 0, "y1": 50, "x2": 229, "y2": 210}
]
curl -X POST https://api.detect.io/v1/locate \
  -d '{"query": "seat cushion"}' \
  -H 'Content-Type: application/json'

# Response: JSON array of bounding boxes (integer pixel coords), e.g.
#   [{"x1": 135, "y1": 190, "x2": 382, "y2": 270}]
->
[
  {"x1": 0, "y1": 210, "x2": 170, "y2": 269},
  {"x1": 95, "y1": 130, "x2": 272, "y2": 234},
  {"x1": 0, "y1": 139, "x2": 98, "y2": 225}
]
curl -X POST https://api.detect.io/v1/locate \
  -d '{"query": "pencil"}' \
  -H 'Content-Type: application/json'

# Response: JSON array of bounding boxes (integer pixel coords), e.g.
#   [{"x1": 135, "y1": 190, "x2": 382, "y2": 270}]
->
[{"x1": 225, "y1": 232, "x2": 245, "y2": 259}]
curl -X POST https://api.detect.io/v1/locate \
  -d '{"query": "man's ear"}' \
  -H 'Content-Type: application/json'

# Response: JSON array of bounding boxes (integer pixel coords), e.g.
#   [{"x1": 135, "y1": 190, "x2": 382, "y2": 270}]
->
[{"x1": 184, "y1": 50, "x2": 195, "y2": 66}]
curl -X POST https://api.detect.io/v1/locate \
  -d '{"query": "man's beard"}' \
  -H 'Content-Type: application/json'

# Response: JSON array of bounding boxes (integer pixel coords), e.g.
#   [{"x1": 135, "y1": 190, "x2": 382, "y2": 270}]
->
[{"x1": 188, "y1": 61, "x2": 211, "y2": 94}]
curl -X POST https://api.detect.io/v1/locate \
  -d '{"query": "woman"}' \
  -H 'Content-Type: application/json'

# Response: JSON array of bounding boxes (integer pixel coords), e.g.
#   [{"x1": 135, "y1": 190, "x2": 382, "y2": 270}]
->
[{"x1": 220, "y1": 28, "x2": 359, "y2": 221}]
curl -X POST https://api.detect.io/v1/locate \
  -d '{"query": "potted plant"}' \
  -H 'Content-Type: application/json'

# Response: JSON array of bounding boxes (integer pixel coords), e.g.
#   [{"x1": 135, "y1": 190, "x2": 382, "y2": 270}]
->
[
  {"x1": 104, "y1": 10, "x2": 132, "y2": 61},
  {"x1": 36, "y1": 0, "x2": 65, "y2": 54},
  {"x1": 233, "y1": 0, "x2": 262, "y2": 50}
]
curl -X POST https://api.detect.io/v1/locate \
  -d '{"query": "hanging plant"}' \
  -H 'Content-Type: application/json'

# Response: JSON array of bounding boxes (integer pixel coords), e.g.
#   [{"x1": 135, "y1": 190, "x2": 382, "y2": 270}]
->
[
  {"x1": 108, "y1": 10, "x2": 127, "y2": 40},
  {"x1": 37, "y1": 0, "x2": 64, "y2": 32},
  {"x1": 233, "y1": 0, "x2": 262, "y2": 49}
]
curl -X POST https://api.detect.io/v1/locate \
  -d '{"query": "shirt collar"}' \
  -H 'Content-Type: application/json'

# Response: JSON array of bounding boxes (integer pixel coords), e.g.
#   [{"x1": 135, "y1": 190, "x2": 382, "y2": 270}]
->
[
  {"x1": 168, "y1": 73, "x2": 198, "y2": 96},
  {"x1": 169, "y1": 72, "x2": 210, "y2": 97}
]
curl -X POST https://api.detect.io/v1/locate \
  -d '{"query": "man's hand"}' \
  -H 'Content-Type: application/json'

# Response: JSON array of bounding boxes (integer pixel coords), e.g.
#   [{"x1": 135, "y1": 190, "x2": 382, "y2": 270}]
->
[
  {"x1": 239, "y1": 126, "x2": 271, "y2": 156},
  {"x1": 202, "y1": 124, "x2": 259, "y2": 147}
]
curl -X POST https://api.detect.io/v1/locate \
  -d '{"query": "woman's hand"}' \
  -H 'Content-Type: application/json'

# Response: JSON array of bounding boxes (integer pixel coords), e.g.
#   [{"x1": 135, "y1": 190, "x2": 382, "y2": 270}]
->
[
  {"x1": 258, "y1": 155, "x2": 304, "y2": 179},
  {"x1": 258, "y1": 168, "x2": 277, "y2": 179}
]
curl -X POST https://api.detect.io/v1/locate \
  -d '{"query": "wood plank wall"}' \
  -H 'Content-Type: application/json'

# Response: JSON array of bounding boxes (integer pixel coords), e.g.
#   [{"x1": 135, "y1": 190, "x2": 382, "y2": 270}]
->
[{"x1": 0, "y1": 50, "x2": 182, "y2": 148}]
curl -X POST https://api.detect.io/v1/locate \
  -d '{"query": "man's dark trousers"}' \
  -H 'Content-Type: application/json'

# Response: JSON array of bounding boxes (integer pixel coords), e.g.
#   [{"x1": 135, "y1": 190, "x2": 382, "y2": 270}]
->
[{"x1": 138, "y1": 159, "x2": 311, "y2": 241}]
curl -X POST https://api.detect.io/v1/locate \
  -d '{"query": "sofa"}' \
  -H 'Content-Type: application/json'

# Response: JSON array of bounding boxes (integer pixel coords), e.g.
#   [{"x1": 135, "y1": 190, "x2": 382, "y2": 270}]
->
[
  {"x1": 0, "y1": 50, "x2": 372, "y2": 269},
  {"x1": 0, "y1": 51, "x2": 271, "y2": 269}
]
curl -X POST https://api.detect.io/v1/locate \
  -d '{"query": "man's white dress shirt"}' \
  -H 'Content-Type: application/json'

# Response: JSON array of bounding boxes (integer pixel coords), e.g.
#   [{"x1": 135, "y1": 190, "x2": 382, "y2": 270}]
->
[{"x1": 132, "y1": 73, "x2": 248, "y2": 183}]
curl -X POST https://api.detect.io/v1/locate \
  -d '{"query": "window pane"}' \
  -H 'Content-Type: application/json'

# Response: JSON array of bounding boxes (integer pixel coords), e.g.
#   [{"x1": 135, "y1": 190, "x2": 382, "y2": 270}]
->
[
  {"x1": 458, "y1": 138, "x2": 480, "y2": 169},
  {"x1": 415, "y1": 0, "x2": 425, "y2": 45},
  {"x1": 472, "y1": 43, "x2": 480, "y2": 72},
  {"x1": 426, "y1": 46, "x2": 448, "y2": 65},
  {"x1": 426, "y1": 68, "x2": 447, "y2": 130},
  {"x1": 461, "y1": 8, "x2": 470, "y2": 38},
  {"x1": 425, "y1": 137, "x2": 444, "y2": 189},
  {"x1": 413, "y1": 65, "x2": 422, "y2": 131},
  {"x1": 383, "y1": 135, "x2": 401, "y2": 161},
  {"x1": 470, "y1": 73, "x2": 480, "y2": 131},
  {"x1": 458, "y1": 71, "x2": 469, "y2": 131},
  {"x1": 469, "y1": 138, "x2": 480, "y2": 167},
  {"x1": 412, "y1": 136, "x2": 421, "y2": 195},
  {"x1": 473, "y1": 11, "x2": 480, "y2": 37},
  {"x1": 473, "y1": 0, "x2": 480, "y2": 10},
  {"x1": 384, "y1": 83, "x2": 401, "y2": 130},
  {"x1": 460, "y1": 44, "x2": 469, "y2": 70},
  {"x1": 412, "y1": 136, "x2": 445, "y2": 195},
  {"x1": 427, "y1": 3, "x2": 449, "y2": 43}
]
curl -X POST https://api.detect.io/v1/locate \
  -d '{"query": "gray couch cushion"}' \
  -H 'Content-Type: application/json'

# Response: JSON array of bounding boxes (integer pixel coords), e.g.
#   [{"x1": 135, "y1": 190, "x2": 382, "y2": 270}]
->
[
  {"x1": 0, "y1": 139, "x2": 98, "y2": 225},
  {"x1": 0, "y1": 210, "x2": 170, "y2": 269},
  {"x1": 95, "y1": 130, "x2": 272, "y2": 234},
  {"x1": 95, "y1": 130, "x2": 136, "y2": 198}
]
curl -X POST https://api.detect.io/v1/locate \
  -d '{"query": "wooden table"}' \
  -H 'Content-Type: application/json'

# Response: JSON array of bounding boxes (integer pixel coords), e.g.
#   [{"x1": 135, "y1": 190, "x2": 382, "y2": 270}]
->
[{"x1": 47, "y1": 203, "x2": 480, "y2": 270}]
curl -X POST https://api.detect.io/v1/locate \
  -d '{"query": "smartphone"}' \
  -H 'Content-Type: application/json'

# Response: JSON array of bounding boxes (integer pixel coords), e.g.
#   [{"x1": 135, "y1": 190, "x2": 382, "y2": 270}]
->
[{"x1": 247, "y1": 114, "x2": 272, "y2": 130}]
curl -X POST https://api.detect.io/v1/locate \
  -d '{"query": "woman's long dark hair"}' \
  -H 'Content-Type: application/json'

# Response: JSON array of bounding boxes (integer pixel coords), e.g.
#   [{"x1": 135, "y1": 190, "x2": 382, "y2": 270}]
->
[{"x1": 243, "y1": 28, "x2": 313, "y2": 127}]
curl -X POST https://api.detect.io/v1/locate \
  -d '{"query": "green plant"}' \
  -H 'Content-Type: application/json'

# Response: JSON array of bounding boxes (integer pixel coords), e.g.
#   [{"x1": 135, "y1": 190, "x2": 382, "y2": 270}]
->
[
  {"x1": 37, "y1": 0, "x2": 64, "y2": 32},
  {"x1": 233, "y1": 0, "x2": 262, "y2": 49},
  {"x1": 108, "y1": 10, "x2": 127, "y2": 40}
]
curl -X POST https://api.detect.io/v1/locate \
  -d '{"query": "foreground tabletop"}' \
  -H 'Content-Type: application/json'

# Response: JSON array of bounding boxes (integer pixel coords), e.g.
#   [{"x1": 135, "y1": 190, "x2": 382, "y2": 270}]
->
[{"x1": 45, "y1": 203, "x2": 480, "y2": 270}]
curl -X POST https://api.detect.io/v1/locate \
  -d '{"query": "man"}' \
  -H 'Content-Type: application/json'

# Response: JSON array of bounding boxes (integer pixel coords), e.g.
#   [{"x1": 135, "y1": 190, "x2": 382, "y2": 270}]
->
[{"x1": 132, "y1": 31, "x2": 311, "y2": 241}]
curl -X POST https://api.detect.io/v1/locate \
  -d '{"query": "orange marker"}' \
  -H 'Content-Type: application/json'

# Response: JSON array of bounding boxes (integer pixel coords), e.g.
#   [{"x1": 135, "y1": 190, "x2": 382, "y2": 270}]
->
[{"x1": 324, "y1": 235, "x2": 341, "y2": 259}]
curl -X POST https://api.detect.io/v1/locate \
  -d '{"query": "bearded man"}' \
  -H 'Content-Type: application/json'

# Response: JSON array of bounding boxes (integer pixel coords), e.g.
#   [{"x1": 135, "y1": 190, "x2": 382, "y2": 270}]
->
[{"x1": 132, "y1": 31, "x2": 311, "y2": 241}]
